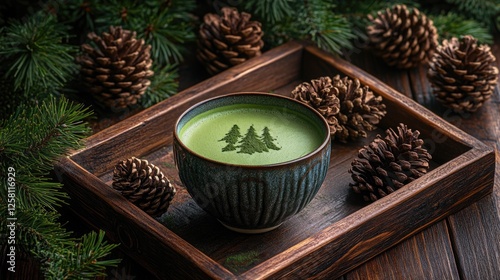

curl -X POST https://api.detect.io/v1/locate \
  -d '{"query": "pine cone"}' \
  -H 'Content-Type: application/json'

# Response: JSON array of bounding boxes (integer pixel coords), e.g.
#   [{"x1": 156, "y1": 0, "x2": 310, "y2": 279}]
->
[
  {"x1": 77, "y1": 26, "x2": 154, "y2": 111},
  {"x1": 112, "y1": 157, "x2": 176, "y2": 217},
  {"x1": 197, "y1": 7, "x2": 264, "y2": 75},
  {"x1": 292, "y1": 75, "x2": 387, "y2": 143},
  {"x1": 349, "y1": 123, "x2": 432, "y2": 202},
  {"x1": 427, "y1": 35, "x2": 498, "y2": 113},
  {"x1": 367, "y1": 4, "x2": 438, "y2": 69}
]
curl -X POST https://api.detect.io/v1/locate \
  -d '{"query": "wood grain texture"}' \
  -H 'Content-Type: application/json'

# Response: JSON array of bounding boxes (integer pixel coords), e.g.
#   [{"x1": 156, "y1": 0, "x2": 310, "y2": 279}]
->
[
  {"x1": 346, "y1": 42, "x2": 500, "y2": 280},
  {"x1": 53, "y1": 41, "x2": 496, "y2": 279},
  {"x1": 345, "y1": 221, "x2": 460, "y2": 280}
]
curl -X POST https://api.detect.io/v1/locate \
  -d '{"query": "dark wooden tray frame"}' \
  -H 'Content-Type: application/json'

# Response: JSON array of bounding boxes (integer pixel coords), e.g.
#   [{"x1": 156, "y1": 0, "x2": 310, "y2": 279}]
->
[{"x1": 55, "y1": 41, "x2": 495, "y2": 279}]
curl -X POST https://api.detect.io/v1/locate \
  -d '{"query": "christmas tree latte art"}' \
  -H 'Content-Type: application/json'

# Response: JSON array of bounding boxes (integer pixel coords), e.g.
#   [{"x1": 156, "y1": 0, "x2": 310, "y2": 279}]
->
[{"x1": 179, "y1": 104, "x2": 325, "y2": 165}]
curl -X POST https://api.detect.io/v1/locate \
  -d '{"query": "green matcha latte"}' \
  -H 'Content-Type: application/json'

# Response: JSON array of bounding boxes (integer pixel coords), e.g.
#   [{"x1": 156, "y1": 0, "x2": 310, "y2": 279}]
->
[{"x1": 179, "y1": 103, "x2": 325, "y2": 165}]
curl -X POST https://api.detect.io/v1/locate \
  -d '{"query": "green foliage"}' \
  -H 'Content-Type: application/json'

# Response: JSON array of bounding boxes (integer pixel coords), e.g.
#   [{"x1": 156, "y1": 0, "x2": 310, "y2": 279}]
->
[
  {"x1": 243, "y1": 0, "x2": 293, "y2": 24},
  {"x1": 38, "y1": 230, "x2": 120, "y2": 280},
  {"x1": 431, "y1": 12, "x2": 493, "y2": 44},
  {"x1": 141, "y1": 64, "x2": 179, "y2": 108},
  {"x1": 60, "y1": 0, "x2": 197, "y2": 66},
  {"x1": 0, "y1": 12, "x2": 77, "y2": 95},
  {"x1": 237, "y1": 0, "x2": 357, "y2": 54},
  {"x1": 0, "y1": 96, "x2": 92, "y2": 209},
  {"x1": 445, "y1": 0, "x2": 500, "y2": 31},
  {"x1": 0, "y1": 97, "x2": 119, "y2": 278},
  {"x1": 4, "y1": 206, "x2": 73, "y2": 250}
]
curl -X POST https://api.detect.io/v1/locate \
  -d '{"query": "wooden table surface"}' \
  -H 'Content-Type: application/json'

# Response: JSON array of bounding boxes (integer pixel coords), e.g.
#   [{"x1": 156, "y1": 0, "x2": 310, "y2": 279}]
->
[
  {"x1": 337, "y1": 40, "x2": 500, "y2": 280},
  {"x1": 9, "y1": 38, "x2": 499, "y2": 279}
]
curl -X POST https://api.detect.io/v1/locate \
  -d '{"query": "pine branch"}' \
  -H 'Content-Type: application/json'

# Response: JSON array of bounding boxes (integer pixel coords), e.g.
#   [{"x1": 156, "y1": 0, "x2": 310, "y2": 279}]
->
[
  {"x1": 431, "y1": 12, "x2": 493, "y2": 44},
  {"x1": 141, "y1": 64, "x2": 179, "y2": 108},
  {"x1": 445, "y1": 0, "x2": 500, "y2": 31},
  {"x1": 90, "y1": 0, "x2": 197, "y2": 66},
  {"x1": 243, "y1": 0, "x2": 293, "y2": 24},
  {"x1": 39, "y1": 230, "x2": 120, "y2": 280},
  {"x1": 294, "y1": 0, "x2": 356, "y2": 54},
  {"x1": 0, "y1": 205, "x2": 119, "y2": 279},
  {"x1": 0, "y1": 12, "x2": 78, "y2": 93},
  {"x1": 0, "y1": 96, "x2": 92, "y2": 209},
  {"x1": 0, "y1": 205, "x2": 74, "y2": 250}
]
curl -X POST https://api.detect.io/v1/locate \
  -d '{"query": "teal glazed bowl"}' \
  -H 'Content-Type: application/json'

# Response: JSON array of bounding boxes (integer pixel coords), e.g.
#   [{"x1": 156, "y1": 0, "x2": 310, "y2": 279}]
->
[{"x1": 173, "y1": 92, "x2": 331, "y2": 233}]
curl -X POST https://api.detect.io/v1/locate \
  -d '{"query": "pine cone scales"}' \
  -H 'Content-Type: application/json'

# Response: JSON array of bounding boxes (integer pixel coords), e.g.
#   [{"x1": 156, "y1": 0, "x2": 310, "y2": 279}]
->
[
  {"x1": 292, "y1": 76, "x2": 341, "y2": 132},
  {"x1": 77, "y1": 26, "x2": 154, "y2": 110},
  {"x1": 367, "y1": 4, "x2": 438, "y2": 69},
  {"x1": 427, "y1": 35, "x2": 498, "y2": 113},
  {"x1": 350, "y1": 123, "x2": 432, "y2": 202},
  {"x1": 197, "y1": 7, "x2": 264, "y2": 75},
  {"x1": 292, "y1": 75, "x2": 386, "y2": 143},
  {"x1": 113, "y1": 157, "x2": 175, "y2": 217}
]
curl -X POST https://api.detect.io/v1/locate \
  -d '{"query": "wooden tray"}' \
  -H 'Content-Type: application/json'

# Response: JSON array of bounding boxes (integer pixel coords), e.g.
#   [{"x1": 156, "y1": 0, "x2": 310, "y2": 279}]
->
[{"x1": 54, "y1": 41, "x2": 495, "y2": 279}]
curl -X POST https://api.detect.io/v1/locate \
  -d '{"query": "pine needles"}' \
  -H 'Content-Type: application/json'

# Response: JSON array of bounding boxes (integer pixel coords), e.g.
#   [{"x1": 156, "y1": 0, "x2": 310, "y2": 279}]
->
[
  {"x1": 432, "y1": 12, "x2": 493, "y2": 44},
  {"x1": 0, "y1": 12, "x2": 77, "y2": 94},
  {"x1": 240, "y1": 0, "x2": 358, "y2": 54},
  {"x1": 0, "y1": 97, "x2": 92, "y2": 209},
  {"x1": 0, "y1": 97, "x2": 119, "y2": 278}
]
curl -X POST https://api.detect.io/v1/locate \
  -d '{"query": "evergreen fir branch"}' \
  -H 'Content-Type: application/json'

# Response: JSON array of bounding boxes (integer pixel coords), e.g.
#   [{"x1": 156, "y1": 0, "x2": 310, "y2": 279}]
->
[
  {"x1": 5, "y1": 175, "x2": 68, "y2": 210},
  {"x1": 0, "y1": 12, "x2": 78, "y2": 93},
  {"x1": 91, "y1": 0, "x2": 197, "y2": 66},
  {"x1": 0, "y1": 205, "x2": 74, "y2": 250},
  {"x1": 242, "y1": 0, "x2": 356, "y2": 54},
  {"x1": 445, "y1": 0, "x2": 500, "y2": 31},
  {"x1": 296, "y1": 0, "x2": 356, "y2": 54},
  {"x1": 0, "y1": 205, "x2": 119, "y2": 279},
  {"x1": 50, "y1": 0, "x2": 98, "y2": 42},
  {"x1": 243, "y1": 0, "x2": 293, "y2": 24},
  {"x1": 0, "y1": 96, "x2": 92, "y2": 209},
  {"x1": 39, "y1": 230, "x2": 120, "y2": 280},
  {"x1": 141, "y1": 64, "x2": 179, "y2": 108},
  {"x1": 308, "y1": 14, "x2": 355, "y2": 55},
  {"x1": 431, "y1": 12, "x2": 493, "y2": 44}
]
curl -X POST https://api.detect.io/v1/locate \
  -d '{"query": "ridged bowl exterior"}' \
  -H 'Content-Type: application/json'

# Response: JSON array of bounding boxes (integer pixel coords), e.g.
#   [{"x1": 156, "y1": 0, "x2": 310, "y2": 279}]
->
[{"x1": 173, "y1": 93, "x2": 331, "y2": 231}]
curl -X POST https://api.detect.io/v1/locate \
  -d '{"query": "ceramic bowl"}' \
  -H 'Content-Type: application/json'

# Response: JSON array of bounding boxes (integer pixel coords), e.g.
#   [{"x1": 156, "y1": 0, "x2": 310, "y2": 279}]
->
[{"x1": 173, "y1": 92, "x2": 331, "y2": 233}]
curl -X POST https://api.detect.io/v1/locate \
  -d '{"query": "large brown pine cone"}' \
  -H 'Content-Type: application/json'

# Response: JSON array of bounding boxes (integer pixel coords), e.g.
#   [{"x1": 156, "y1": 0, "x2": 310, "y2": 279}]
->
[
  {"x1": 197, "y1": 7, "x2": 264, "y2": 75},
  {"x1": 292, "y1": 75, "x2": 386, "y2": 143},
  {"x1": 367, "y1": 4, "x2": 438, "y2": 69},
  {"x1": 112, "y1": 157, "x2": 176, "y2": 217},
  {"x1": 77, "y1": 26, "x2": 154, "y2": 111},
  {"x1": 349, "y1": 123, "x2": 432, "y2": 202},
  {"x1": 427, "y1": 35, "x2": 498, "y2": 113}
]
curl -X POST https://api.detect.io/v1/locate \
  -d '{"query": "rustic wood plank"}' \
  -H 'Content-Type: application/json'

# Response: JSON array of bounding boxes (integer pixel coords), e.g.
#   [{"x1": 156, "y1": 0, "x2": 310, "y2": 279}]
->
[
  {"x1": 407, "y1": 44, "x2": 500, "y2": 280},
  {"x1": 345, "y1": 221, "x2": 460, "y2": 280},
  {"x1": 441, "y1": 43, "x2": 500, "y2": 279},
  {"x1": 447, "y1": 193, "x2": 500, "y2": 280},
  {"x1": 347, "y1": 40, "x2": 500, "y2": 280}
]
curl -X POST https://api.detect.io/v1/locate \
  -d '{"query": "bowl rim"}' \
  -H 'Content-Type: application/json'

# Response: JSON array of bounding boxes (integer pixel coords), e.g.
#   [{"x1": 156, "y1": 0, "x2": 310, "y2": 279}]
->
[{"x1": 173, "y1": 92, "x2": 331, "y2": 168}]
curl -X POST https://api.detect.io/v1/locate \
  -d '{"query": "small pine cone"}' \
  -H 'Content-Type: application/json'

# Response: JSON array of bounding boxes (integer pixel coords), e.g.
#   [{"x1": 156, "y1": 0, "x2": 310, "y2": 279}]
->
[
  {"x1": 349, "y1": 123, "x2": 432, "y2": 202},
  {"x1": 77, "y1": 26, "x2": 154, "y2": 111},
  {"x1": 292, "y1": 75, "x2": 387, "y2": 143},
  {"x1": 112, "y1": 157, "x2": 176, "y2": 217},
  {"x1": 197, "y1": 7, "x2": 264, "y2": 75},
  {"x1": 427, "y1": 35, "x2": 499, "y2": 113},
  {"x1": 367, "y1": 4, "x2": 438, "y2": 69}
]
